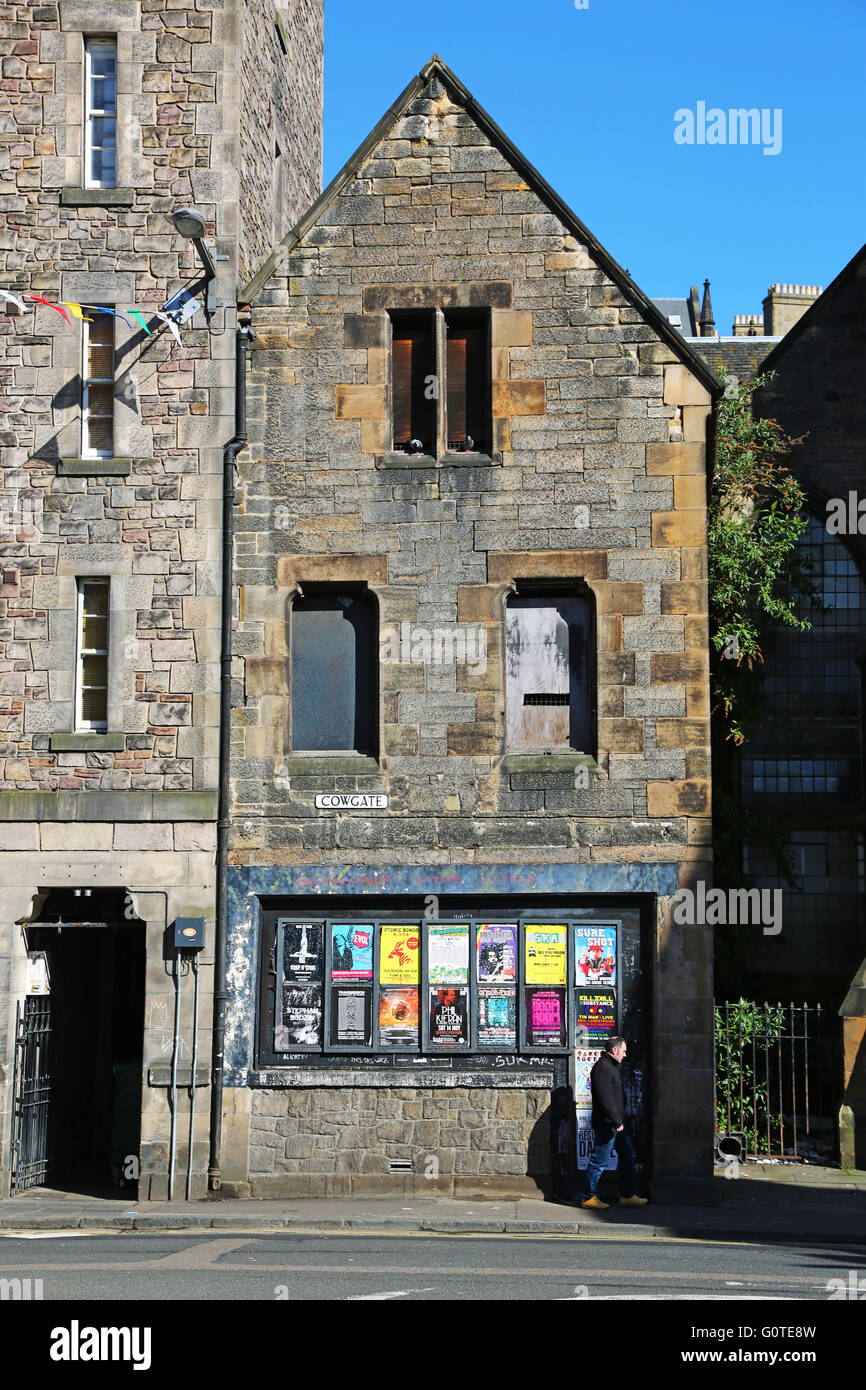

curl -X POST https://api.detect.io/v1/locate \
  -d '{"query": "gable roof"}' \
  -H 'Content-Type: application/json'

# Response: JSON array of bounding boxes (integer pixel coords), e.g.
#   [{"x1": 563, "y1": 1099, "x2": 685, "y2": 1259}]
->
[
  {"x1": 239, "y1": 55, "x2": 721, "y2": 397},
  {"x1": 753, "y1": 238, "x2": 866, "y2": 377}
]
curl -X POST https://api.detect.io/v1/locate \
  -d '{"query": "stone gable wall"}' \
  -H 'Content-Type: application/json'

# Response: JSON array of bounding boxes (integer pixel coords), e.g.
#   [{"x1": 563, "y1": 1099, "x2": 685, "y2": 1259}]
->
[{"x1": 234, "y1": 77, "x2": 714, "y2": 881}]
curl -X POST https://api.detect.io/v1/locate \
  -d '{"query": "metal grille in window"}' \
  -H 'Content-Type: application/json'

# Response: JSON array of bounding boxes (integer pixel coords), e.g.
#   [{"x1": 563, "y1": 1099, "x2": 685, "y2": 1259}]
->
[
  {"x1": 523, "y1": 693, "x2": 570, "y2": 706},
  {"x1": 742, "y1": 757, "x2": 858, "y2": 797}
]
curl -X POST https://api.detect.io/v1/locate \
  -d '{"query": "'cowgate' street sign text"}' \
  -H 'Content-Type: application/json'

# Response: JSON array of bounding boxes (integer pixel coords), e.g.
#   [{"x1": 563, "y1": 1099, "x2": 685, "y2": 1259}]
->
[{"x1": 314, "y1": 793, "x2": 388, "y2": 810}]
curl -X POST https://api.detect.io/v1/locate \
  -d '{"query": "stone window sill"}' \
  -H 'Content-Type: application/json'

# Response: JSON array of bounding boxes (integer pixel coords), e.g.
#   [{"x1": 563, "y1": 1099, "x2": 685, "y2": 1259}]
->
[
  {"x1": 375, "y1": 451, "x2": 501, "y2": 469},
  {"x1": 50, "y1": 733, "x2": 125, "y2": 752},
  {"x1": 500, "y1": 752, "x2": 601, "y2": 774},
  {"x1": 58, "y1": 458, "x2": 137, "y2": 476},
  {"x1": 281, "y1": 754, "x2": 382, "y2": 775},
  {"x1": 61, "y1": 187, "x2": 135, "y2": 207}
]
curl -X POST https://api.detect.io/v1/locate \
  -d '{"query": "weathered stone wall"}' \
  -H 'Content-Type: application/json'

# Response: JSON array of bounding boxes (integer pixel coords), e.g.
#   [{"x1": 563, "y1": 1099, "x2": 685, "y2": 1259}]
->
[
  {"x1": 233, "y1": 65, "x2": 717, "y2": 1189},
  {"x1": 248, "y1": 1086, "x2": 552, "y2": 1196},
  {"x1": 0, "y1": 0, "x2": 323, "y2": 1194},
  {"x1": 239, "y1": 0, "x2": 323, "y2": 281}
]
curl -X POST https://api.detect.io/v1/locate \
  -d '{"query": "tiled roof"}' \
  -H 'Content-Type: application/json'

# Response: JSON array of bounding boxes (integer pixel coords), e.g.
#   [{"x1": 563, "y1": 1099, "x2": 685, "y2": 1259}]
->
[{"x1": 684, "y1": 336, "x2": 781, "y2": 381}]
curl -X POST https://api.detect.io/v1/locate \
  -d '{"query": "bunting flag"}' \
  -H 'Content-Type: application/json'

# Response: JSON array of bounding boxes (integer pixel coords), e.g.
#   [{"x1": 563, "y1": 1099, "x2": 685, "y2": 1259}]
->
[
  {"x1": 83, "y1": 305, "x2": 134, "y2": 329},
  {"x1": 28, "y1": 295, "x2": 71, "y2": 323},
  {"x1": 2, "y1": 291, "x2": 194, "y2": 346},
  {"x1": 154, "y1": 311, "x2": 182, "y2": 345},
  {"x1": 63, "y1": 302, "x2": 94, "y2": 322}
]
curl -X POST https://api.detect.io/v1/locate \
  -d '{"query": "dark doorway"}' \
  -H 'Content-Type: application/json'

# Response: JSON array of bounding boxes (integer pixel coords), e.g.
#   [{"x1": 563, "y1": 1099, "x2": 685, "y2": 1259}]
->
[{"x1": 25, "y1": 892, "x2": 145, "y2": 1198}]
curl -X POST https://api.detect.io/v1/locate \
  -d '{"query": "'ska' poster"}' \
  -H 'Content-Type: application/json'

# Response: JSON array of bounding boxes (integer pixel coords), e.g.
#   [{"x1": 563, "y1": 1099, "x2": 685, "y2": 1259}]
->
[
  {"x1": 278, "y1": 984, "x2": 323, "y2": 1049},
  {"x1": 477, "y1": 986, "x2": 517, "y2": 1048},
  {"x1": 330, "y1": 923, "x2": 373, "y2": 981},
  {"x1": 476, "y1": 923, "x2": 517, "y2": 982},
  {"x1": 280, "y1": 921, "x2": 323, "y2": 985},
  {"x1": 525, "y1": 926, "x2": 567, "y2": 985},
  {"x1": 379, "y1": 925, "x2": 420, "y2": 984},
  {"x1": 428, "y1": 987, "x2": 470, "y2": 1046},
  {"x1": 378, "y1": 986, "x2": 419, "y2": 1046},
  {"x1": 574, "y1": 925, "x2": 617, "y2": 988},
  {"x1": 330, "y1": 986, "x2": 372, "y2": 1046},
  {"x1": 427, "y1": 923, "x2": 469, "y2": 984}
]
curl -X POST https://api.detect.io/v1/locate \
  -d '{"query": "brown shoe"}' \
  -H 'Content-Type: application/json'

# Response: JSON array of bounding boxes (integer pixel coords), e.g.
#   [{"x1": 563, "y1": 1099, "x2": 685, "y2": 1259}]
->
[
  {"x1": 618, "y1": 1195, "x2": 648, "y2": 1207},
  {"x1": 580, "y1": 1195, "x2": 609, "y2": 1210}
]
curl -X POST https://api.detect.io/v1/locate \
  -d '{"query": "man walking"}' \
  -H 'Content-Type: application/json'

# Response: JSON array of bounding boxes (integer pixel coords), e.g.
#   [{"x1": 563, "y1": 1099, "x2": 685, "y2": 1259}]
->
[{"x1": 580, "y1": 1036, "x2": 647, "y2": 1210}]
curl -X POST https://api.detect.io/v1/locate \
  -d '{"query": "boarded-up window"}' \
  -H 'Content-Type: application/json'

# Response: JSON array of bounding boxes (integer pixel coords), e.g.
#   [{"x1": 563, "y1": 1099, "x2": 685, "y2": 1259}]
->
[
  {"x1": 505, "y1": 592, "x2": 593, "y2": 751},
  {"x1": 445, "y1": 311, "x2": 489, "y2": 452},
  {"x1": 390, "y1": 313, "x2": 435, "y2": 452},
  {"x1": 290, "y1": 592, "x2": 377, "y2": 753}
]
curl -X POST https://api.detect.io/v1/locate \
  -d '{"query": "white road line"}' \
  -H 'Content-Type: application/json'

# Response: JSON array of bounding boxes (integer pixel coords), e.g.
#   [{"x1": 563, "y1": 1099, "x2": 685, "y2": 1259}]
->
[
  {"x1": 347, "y1": 1288, "x2": 436, "y2": 1300},
  {"x1": 0, "y1": 1231, "x2": 116, "y2": 1239}
]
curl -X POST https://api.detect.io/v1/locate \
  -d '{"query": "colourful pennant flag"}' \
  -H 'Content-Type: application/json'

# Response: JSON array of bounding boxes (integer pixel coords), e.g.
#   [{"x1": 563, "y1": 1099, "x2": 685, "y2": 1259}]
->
[
  {"x1": 29, "y1": 295, "x2": 71, "y2": 323},
  {"x1": 84, "y1": 305, "x2": 134, "y2": 329},
  {"x1": 64, "y1": 302, "x2": 94, "y2": 322},
  {"x1": 127, "y1": 310, "x2": 152, "y2": 335},
  {"x1": 1, "y1": 289, "x2": 28, "y2": 312},
  {"x1": 155, "y1": 311, "x2": 182, "y2": 346}
]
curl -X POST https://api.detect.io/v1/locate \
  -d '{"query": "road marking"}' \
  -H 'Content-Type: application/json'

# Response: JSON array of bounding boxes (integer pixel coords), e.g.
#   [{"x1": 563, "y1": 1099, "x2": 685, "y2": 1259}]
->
[
  {"x1": 0, "y1": 1231, "x2": 116, "y2": 1239},
  {"x1": 347, "y1": 1288, "x2": 436, "y2": 1300}
]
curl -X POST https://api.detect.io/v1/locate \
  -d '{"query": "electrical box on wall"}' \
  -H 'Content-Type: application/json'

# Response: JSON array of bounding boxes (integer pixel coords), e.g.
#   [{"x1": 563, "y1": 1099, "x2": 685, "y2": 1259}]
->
[{"x1": 173, "y1": 917, "x2": 206, "y2": 950}]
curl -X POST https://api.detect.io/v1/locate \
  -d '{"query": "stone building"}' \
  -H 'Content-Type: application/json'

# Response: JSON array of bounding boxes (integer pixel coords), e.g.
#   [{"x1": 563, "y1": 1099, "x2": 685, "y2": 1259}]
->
[
  {"x1": 219, "y1": 56, "x2": 721, "y2": 1198},
  {"x1": 0, "y1": 0, "x2": 323, "y2": 1198}
]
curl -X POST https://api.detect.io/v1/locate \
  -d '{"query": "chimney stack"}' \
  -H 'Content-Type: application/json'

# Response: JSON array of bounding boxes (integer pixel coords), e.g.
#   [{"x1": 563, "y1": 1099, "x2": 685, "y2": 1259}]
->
[{"x1": 762, "y1": 283, "x2": 822, "y2": 336}]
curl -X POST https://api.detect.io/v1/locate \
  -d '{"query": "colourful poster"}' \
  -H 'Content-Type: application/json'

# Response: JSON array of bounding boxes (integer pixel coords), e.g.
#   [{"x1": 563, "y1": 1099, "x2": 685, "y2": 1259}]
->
[
  {"x1": 525, "y1": 925, "x2": 567, "y2": 984},
  {"x1": 574, "y1": 925, "x2": 617, "y2": 988},
  {"x1": 378, "y1": 986, "x2": 419, "y2": 1046},
  {"x1": 526, "y1": 986, "x2": 567, "y2": 1047},
  {"x1": 277, "y1": 984, "x2": 322, "y2": 1049},
  {"x1": 576, "y1": 1112, "x2": 619, "y2": 1172},
  {"x1": 478, "y1": 986, "x2": 517, "y2": 1048},
  {"x1": 330, "y1": 986, "x2": 372, "y2": 1046},
  {"x1": 379, "y1": 925, "x2": 421, "y2": 984},
  {"x1": 280, "y1": 921, "x2": 323, "y2": 985},
  {"x1": 574, "y1": 1047, "x2": 604, "y2": 1109},
  {"x1": 330, "y1": 923, "x2": 373, "y2": 981},
  {"x1": 428, "y1": 987, "x2": 470, "y2": 1047},
  {"x1": 427, "y1": 923, "x2": 469, "y2": 984},
  {"x1": 575, "y1": 990, "x2": 617, "y2": 1045},
  {"x1": 476, "y1": 923, "x2": 517, "y2": 983}
]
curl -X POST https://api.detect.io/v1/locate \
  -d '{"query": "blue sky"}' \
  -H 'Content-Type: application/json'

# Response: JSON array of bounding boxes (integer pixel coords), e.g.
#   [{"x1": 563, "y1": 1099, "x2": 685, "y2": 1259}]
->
[{"x1": 323, "y1": 0, "x2": 865, "y2": 334}]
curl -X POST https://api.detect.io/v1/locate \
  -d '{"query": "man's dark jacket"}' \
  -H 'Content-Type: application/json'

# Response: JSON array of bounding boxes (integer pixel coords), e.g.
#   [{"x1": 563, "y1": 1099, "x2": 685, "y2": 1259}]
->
[{"x1": 590, "y1": 1050, "x2": 625, "y2": 1129}]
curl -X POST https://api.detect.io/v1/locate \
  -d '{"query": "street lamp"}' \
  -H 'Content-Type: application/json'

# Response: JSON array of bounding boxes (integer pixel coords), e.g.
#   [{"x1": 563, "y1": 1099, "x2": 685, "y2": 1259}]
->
[{"x1": 171, "y1": 207, "x2": 216, "y2": 316}]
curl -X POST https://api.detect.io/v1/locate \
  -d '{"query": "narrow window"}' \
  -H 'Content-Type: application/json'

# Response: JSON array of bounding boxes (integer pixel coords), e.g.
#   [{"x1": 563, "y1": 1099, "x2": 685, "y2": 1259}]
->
[
  {"x1": 390, "y1": 312, "x2": 435, "y2": 454},
  {"x1": 76, "y1": 580, "x2": 109, "y2": 732},
  {"x1": 82, "y1": 310, "x2": 114, "y2": 458},
  {"x1": 505, "y1": 590, "x2": 594, "y2": 752},
  {"x1": 84, "y1": 38, "x2": 117, "y2": 190},
  {"x1": 290, "y1": 591, "x2": 377, "y2": 753},
  {"x1": 445, "y1": 310, "x2": 489, "y2": 453},
  {"x1": 272, "y1": 140, "x2": 285, "y2": 242}
]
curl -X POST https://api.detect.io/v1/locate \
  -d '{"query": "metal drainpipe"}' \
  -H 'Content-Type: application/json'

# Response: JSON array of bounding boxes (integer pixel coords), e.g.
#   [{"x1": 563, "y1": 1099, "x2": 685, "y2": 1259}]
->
[{"x1": 208, "y1": 319, "x2": 256, "y2": 1193}]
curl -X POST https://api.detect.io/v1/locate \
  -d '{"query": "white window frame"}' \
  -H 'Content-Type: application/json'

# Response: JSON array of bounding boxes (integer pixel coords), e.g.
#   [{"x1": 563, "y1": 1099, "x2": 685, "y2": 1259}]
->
[
  {"x1": 84, "y1": 37, "x2": 117, "y2": 190},
  {"x1": 75, "y1": 579, "x2": 110, "y2": 733},
  {"x1": 81, "y1": 310, "x2": 114, "y2": 459}
]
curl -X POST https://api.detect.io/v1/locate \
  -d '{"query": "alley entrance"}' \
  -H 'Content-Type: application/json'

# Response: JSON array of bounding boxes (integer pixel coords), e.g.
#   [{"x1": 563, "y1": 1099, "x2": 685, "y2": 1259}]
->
[{"x1": 12, "y1": 889, "x2": 145, "y2": 1197}]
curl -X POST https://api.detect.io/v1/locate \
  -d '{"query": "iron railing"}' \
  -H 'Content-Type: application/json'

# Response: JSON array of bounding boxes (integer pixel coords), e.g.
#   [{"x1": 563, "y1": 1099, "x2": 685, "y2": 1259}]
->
[
  {"x1": 714, "y1": 999, "x2": 840, "y2": 1163},
  {"x1": 10, "y1": 996, "x2": 52, "y2": 1194}
]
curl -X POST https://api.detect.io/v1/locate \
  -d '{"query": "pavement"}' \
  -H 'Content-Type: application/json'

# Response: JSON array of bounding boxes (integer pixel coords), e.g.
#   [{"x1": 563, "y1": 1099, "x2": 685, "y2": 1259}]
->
[{"x1": 1, "y1": 1163, "x2": 865, "y2": 1245}]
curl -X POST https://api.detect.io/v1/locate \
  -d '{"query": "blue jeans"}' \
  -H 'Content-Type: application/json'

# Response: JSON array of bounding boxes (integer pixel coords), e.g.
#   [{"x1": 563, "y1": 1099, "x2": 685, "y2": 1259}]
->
[{"x1": 583, "y1": 1123, "x2": 636, "y2": 1199}]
